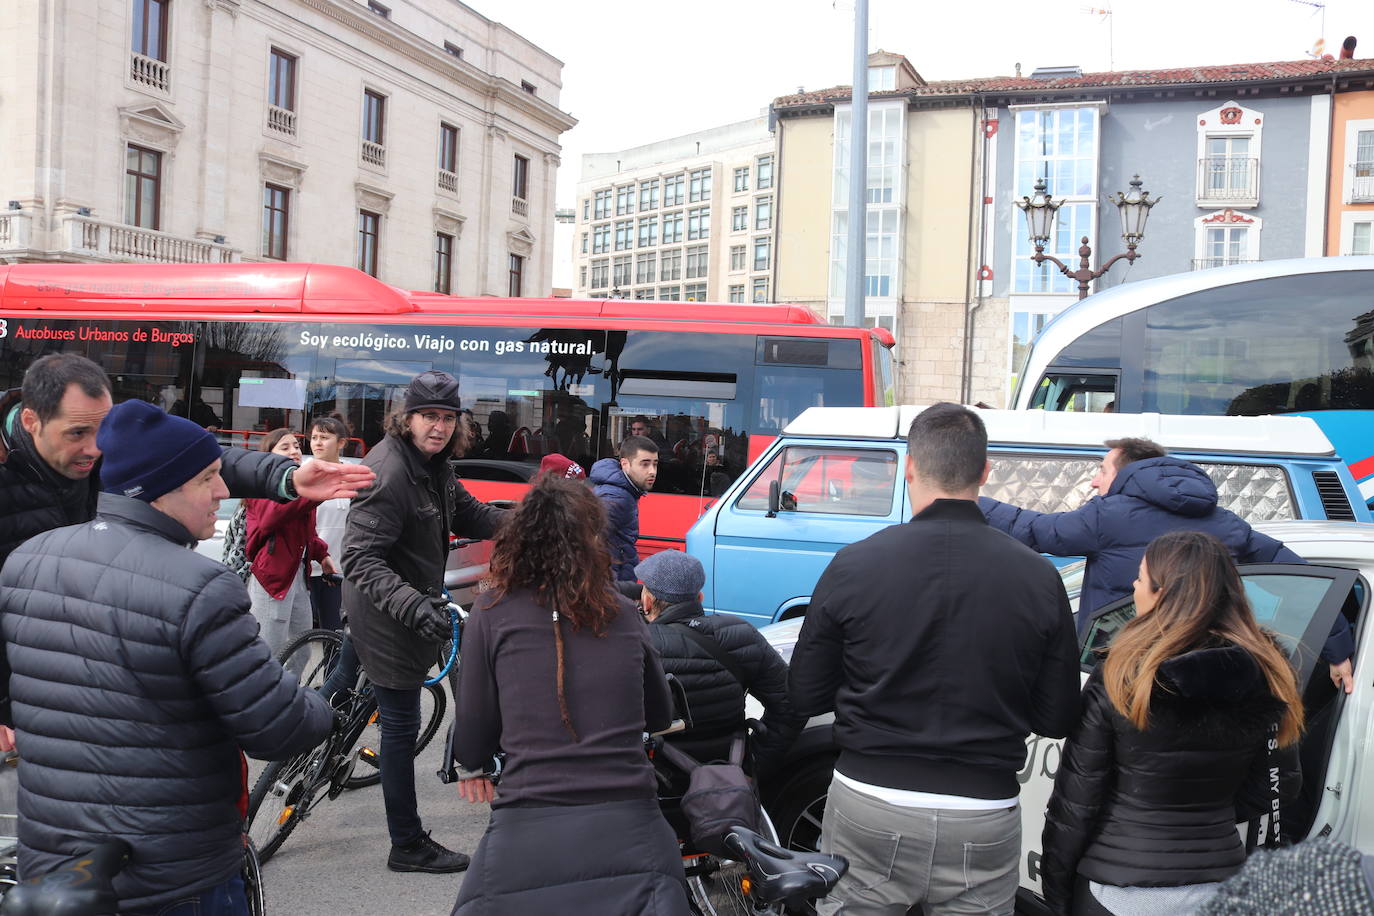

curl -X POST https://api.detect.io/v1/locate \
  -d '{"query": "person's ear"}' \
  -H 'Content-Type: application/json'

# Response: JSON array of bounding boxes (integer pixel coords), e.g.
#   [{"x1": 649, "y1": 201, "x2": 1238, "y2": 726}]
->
[
  {"x1": 978, "y1": 459, "x2": 991, "y2": 487},
  {"x1": 19, "y1": 407, "x2": 40, "y2": 437}
]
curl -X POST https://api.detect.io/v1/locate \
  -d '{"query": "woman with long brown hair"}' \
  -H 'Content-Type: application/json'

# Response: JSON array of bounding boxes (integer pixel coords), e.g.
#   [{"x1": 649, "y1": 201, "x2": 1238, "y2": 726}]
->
[
  {"x1": 1041, "y1": 530, "x2": 1304, "y2": 916},
  {"x1": 450, "y1": 474, "x2": 688, "y2": 915}
]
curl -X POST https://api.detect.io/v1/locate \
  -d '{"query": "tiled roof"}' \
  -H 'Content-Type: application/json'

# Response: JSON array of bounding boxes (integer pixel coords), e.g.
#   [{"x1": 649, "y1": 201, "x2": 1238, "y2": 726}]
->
[{"x1": 774, "y1": 57, "x2": 1374, "y2": 108}]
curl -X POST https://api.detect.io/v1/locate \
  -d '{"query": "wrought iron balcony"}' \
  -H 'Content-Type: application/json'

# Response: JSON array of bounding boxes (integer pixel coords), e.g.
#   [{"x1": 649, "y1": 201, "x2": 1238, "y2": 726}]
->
[
  {"x1": 130, "y1": 53, "x2": 170, "y2": 92},
  {"x1": 1196, "y1": 157, "x2": 1259, "y2": 207},
  {"x1": 1191, "y1": 257, "x2": 1259, "y2": 270},
  {"x1": 63, "y1": 215, "x2": 238, "y2": 263}
]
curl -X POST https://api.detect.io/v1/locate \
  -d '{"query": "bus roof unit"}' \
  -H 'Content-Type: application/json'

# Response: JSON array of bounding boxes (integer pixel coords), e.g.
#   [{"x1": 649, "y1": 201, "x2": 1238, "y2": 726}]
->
[{"x1": 783, "y1": 406, "x2": 1337, "y2": 457}]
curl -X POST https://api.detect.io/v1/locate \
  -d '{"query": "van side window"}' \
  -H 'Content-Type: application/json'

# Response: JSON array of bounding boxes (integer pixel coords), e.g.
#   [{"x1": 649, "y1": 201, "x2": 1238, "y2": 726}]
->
[
  {"x1": 737, "y1": 447, "x2": 897, "y2": 516},
  {"x1": 985, "y1": 455, "x2": 1296, "y2": 523}
]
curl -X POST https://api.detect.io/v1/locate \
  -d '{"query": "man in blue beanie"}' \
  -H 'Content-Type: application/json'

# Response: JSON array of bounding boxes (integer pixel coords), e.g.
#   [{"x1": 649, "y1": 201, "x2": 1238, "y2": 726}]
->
[{"x1": 0, "y1": 399, "x2": 334, "y2": 914}]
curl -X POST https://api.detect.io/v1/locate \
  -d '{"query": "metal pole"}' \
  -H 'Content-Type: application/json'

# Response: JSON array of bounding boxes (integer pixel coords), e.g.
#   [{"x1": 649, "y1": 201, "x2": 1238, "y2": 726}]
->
[{"x1": 844, "y1": 0, "x2": 868, "y2": 327}]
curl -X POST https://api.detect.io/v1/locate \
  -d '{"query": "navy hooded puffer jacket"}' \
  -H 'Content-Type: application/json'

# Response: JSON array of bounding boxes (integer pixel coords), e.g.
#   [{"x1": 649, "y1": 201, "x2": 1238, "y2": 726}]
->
[
  {"x1": 591, "y1": 457, "x2": 644, "y2": 580},
  {"x1": 979, "y1": 457, "x2": 1352, "y2": 658}
]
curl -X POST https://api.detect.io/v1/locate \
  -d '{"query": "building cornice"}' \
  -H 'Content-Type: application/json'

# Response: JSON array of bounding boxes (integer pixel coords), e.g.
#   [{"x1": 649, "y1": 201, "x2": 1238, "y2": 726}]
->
[{"x1": 281, "y1": 0, "x2": 576, "y2": 137}]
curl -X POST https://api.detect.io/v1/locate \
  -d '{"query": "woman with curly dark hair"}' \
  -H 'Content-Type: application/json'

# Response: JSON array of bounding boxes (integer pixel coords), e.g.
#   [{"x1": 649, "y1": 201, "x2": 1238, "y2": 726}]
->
[{"x1": 450, "y1": 474, "x2": 687, "y2": 916}]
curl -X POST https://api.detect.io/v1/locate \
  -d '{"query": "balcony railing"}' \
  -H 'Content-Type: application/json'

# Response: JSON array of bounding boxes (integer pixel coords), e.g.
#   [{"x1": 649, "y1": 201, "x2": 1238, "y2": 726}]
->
[
  {"x1": 361, "y1": 140, "x2": 386, "y2": 168},
  {"x1": 1351, "y1": 164, "x2": 1374, "y2": 203},
  {"x1": 0, "y1": 211, "x2": 32, "y2": 252},
  {"x1": 512, "y1": 196, "x2": 528, "y2": 217},
  {"x1": 1196, "y1": 157, "x2": 1259, "y2": 206},
  {"x1": 266, "y1": 106, "x2": 297, "y2": 138},
  {"x1": 437, "y1": 169, "x2": 458, "y2": 194},
  {"x1": 63, "y1": 215, "x2": 238, "y2": 263},
  {"x1": 1192, "y1": 257, "x2": 1259, "y2": 271},
  {"x1": 130, "y1": 53, "x2": 170, "y2": 92}
]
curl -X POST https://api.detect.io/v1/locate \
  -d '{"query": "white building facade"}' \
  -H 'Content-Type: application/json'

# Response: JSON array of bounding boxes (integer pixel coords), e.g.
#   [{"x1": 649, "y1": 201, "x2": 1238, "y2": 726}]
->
[
  {"x1": 0, "y1": 0, "x2": 575, "y2": 296},
  {"x1": 573, "y1": 118, "x2": 776, "y2": 304}
]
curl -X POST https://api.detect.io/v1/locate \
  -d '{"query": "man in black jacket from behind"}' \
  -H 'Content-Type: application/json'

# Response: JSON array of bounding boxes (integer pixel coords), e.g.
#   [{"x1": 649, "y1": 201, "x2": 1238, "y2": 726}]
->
[
  {"x1": 0, "y1": 400, "x2": 334, "y2": 914},
  {"x1": 790, "y1": 403, "x2": 1081, "y2": 916},
  {"x1": 637, "y1": 549, "x2": 800, "y2": 778}
]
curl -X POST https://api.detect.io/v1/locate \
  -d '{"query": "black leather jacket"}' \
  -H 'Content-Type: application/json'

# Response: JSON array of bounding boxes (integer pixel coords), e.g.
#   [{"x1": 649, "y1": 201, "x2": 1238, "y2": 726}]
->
[
  {"x1": 341, "y1": 433, "x2": 505, "y2": 688},
  {"x1": 1040, "y1": 643, "x2": 1301, "y2": 914}
]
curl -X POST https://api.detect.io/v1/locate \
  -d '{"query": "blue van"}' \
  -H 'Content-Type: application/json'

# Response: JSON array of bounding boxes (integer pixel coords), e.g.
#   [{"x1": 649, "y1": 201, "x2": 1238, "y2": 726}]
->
[{"x1": 686, "y1": 406, "x2": 1370, "y2": 627}]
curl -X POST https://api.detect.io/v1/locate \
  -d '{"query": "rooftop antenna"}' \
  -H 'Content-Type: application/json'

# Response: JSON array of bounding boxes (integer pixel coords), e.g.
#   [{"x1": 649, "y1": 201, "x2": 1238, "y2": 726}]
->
[
  {"x1": 1289, "y1": 0, "x2": 1328, "y2": 57},
  {"x1": 1082, "y1": 6, "x2": 1114, "y2": 71}
]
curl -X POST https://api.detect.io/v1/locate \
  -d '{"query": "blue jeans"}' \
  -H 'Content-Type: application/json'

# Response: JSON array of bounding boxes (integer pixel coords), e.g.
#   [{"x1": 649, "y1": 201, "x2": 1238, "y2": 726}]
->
[
  {"x1": 123, "y1": 873, "x2": 248, "y2": 916},
  {"x1": 373, "y1": 683, "x2": 424, "y2": 847},
  {"x1": 319, "y1": 636, "x2": 360, "y2": 704}
]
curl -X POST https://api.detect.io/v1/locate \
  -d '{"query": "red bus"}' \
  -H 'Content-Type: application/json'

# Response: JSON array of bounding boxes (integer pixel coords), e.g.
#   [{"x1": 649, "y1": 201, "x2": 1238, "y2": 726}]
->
[{"x1": 0, "y1": 262, "x2": 894, "y2": 554}]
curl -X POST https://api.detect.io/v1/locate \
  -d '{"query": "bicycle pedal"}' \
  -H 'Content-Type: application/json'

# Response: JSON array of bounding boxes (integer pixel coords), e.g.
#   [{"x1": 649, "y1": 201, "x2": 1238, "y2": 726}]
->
[
  {"x1": 277, "y1": 805, "x2": 295, "y2": 826},
  {"x1": 359, "y1": 747, "x2": 378, "y2": 764}
]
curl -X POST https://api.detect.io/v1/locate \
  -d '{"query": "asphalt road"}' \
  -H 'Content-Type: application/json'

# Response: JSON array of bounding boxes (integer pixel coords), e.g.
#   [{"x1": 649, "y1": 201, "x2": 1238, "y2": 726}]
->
[
  {"x1": 0, "y1": 702, "x2": 492, "y2": 916},
  {"x1": 247, "y1": 700, "x2": 489, "y2": 916}
]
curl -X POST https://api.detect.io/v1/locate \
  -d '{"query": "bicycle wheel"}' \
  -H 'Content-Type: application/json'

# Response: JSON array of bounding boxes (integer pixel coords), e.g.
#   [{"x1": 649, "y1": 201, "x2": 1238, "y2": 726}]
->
[
  {"x1": 277, "y1": 628, "x2": 343, "y2": 690},
  {"x1": 246, "y1": 746, "x2": 324, "y2": 864},
  {"x1": 242, "y1": 839, "x2": 267, "y2": 916},
  {"x1": 686, "y1": 810, "x2": 785, "y2": 916},
  {"x1": 342, "y1": 680, "x2": 446, "y2": 789}
]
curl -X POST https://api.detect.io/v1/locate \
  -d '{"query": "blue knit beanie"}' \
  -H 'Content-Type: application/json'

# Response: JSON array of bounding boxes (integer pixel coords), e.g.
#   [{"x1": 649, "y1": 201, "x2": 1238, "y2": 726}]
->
[
  {"x1": 98, "y1": 400, "x2": 222, "y2": 502},
  {"x1": 635, "y1": 550, "x2": 705, "y2": 604}
]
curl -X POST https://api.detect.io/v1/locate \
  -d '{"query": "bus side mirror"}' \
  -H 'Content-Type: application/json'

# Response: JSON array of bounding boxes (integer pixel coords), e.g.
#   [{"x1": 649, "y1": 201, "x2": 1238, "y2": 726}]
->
[{"x1": 767, "y1": 480, "x2": 781, "y2": 518}]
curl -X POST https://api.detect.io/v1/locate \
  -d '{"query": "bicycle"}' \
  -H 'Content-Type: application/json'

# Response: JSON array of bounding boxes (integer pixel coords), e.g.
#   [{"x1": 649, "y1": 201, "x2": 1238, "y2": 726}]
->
[
  {"x1": 0, "y1": 837, "x2": 266, "y2": 916},
  {"x1": 647, "y1": 697, "x2": 846, "y2": 916},
  {"x1": 244, "y1": 608, "x2": 460, "y2": 863}
]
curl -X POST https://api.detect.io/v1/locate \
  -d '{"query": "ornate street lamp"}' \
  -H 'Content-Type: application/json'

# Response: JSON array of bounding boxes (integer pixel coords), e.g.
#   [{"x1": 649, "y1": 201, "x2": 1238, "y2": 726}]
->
[{"x1": 1016, "y1": 174, "x2": 1160, "y2": 300}]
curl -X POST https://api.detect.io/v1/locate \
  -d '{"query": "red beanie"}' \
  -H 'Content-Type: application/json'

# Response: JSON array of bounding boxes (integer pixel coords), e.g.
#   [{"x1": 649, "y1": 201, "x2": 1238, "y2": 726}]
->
[{"x1": 539, "y1": 454, "x2": 586, "y2": 479}]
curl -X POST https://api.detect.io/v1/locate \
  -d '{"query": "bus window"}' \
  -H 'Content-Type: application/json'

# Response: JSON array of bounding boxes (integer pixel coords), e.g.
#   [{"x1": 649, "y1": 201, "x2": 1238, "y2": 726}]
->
[
  {"x1": 1027, "y1": 373, "x2": 1118, "y2": 412},
  {"x1": 872, "y1": 337, "x2": 896, "y2": 407},
  {"x1": 1140, "y1": 272, "x2": 1374, "y2": 416},
  {"x1": 194, "y1": 322, "x2": 319, "y2": 447}
]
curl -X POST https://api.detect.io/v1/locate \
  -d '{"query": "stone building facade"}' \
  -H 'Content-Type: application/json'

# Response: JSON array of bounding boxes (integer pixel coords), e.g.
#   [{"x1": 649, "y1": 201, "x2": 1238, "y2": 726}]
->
[{"x1": 0, "y1": 0, "x2": 575, "y2": 296}]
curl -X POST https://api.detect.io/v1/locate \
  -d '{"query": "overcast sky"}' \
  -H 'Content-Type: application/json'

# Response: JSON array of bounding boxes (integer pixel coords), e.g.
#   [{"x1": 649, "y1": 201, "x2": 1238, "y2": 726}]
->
[{"x1": 479, "y1": 0, "x2": 1374, "y2": 208}]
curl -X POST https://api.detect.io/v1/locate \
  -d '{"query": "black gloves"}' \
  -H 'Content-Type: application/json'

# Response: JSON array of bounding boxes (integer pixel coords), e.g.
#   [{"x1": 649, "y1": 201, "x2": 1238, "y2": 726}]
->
[{"x1": 410, "y1": 593, "x2": 452, "y2": 643}]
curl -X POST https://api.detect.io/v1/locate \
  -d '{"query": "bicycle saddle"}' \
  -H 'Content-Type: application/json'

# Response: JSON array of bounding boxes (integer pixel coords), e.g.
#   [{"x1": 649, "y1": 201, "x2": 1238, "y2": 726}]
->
[
  {"x1": 1, "y1": 840, "x2": 130, "y2": 916},
  {"x1": 722, "y1": 826, "x2": 848, "y2": 907}
]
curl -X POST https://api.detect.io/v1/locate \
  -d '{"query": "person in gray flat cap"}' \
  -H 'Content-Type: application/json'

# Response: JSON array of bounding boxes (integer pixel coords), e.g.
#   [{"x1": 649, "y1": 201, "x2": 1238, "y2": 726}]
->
[{"x1": 637, "y1": 549, "x2": 800, "y2": 778}]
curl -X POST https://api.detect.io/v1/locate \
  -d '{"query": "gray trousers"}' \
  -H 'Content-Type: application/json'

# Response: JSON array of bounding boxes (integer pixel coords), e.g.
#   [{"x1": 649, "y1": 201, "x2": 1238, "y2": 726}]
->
[
  {"x1": 817, "y1": 777, "x2": 1021, "y2": 916},
  {"x1": 247, "y1": 567, "x2": 311, "y2": 670}
]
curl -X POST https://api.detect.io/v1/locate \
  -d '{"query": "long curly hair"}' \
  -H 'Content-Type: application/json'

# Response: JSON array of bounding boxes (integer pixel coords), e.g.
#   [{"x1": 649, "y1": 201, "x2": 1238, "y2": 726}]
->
[
  {"x1": 485, "y1": 474, "x2": 617, "y2": 739},
  {"x1": 1103, "y1": 530, "x2": 1304, "y2": 746}
]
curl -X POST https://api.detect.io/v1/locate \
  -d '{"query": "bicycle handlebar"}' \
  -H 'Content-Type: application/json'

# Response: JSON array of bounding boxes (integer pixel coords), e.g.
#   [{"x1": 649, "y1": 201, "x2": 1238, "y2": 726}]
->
[
  {"x1": 423, "y1": 602, "x2": 467, "y2": 687},
  {"x1": 1, "y1": 840, "x2": 130, "y2": 916}
]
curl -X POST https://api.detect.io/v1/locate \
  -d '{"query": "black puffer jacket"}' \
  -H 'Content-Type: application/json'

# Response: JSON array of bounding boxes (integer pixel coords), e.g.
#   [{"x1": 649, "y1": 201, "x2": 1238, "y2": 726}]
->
[
  {"x1": 342, "y1": 433, "x2": 505, "y2": 688},
  {"x1": 1040, "y1": 644, "x2": 1301, "y2": 914},
  {"x1": 648, "y1": 600, "x2": 801, "y2": 774},
  {"x1": 0, "y1": 389, "x2": 297, "y2": 573},
  {"x1": 0, "y1": 494, "x2": 333, "y2": 910}
]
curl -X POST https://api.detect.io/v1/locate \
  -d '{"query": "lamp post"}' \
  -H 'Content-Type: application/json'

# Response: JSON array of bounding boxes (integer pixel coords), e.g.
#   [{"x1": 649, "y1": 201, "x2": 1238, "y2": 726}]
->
[{"x1": 1016, "y1": 174, "x2": 1159, "y2": 300}]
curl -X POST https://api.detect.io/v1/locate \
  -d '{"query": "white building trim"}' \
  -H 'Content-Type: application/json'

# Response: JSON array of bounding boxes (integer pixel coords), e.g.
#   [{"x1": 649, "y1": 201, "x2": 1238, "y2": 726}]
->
[{"x1": 1306, "y1": 95, "x2": 1332, "y2": 256}]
